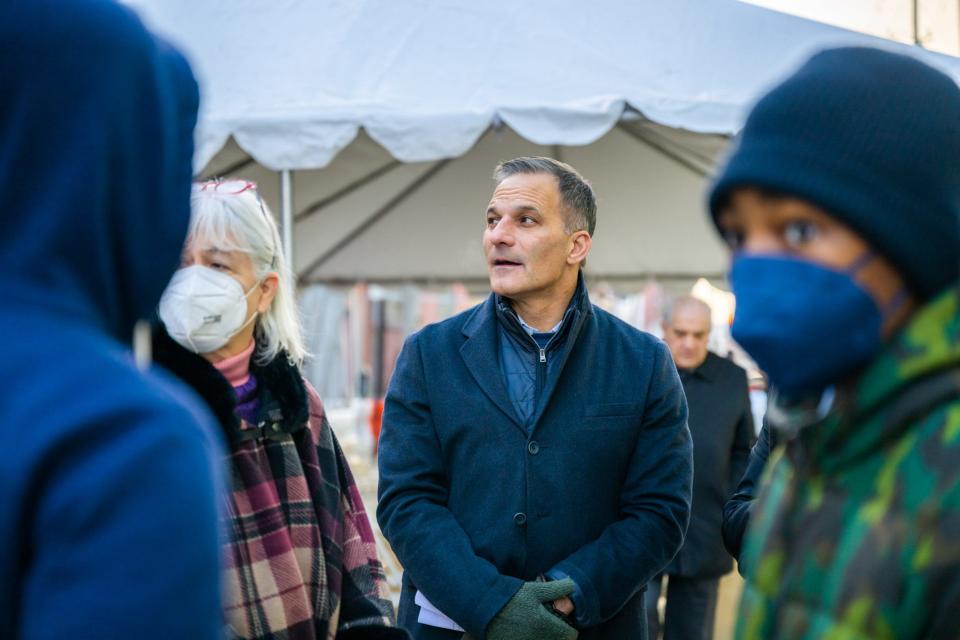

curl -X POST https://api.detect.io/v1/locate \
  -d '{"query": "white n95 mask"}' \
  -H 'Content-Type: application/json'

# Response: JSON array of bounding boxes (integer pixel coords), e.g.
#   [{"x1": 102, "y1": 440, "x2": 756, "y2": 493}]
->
[{"x1": 158, "y1": 265, "x2": 259, "y2": 354}]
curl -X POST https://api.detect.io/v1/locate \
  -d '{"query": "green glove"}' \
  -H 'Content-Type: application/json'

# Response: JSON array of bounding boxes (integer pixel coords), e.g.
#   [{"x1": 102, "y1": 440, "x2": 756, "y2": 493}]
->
[{"x1": 466, "y1": 578, "x2": 578, "y2": 640}]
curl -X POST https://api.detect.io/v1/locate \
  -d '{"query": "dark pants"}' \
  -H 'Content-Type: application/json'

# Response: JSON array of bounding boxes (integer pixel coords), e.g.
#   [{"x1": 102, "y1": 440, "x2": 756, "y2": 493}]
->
[{"x1": 645, "y1": 574, "x2": 719, "y2": 640}]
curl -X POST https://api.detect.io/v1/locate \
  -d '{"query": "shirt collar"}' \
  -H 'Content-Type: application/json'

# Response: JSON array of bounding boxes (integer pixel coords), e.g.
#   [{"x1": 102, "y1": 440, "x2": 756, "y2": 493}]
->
[{"x1": 516, "y1": 314, "x2": 563, "y2": 336}]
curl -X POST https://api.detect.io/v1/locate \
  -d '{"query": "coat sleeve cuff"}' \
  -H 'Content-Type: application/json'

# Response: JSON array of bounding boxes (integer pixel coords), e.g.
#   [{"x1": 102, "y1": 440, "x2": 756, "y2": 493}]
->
[
  {"x1": 550, "y1": 561, "x2": 600, "y2": 627},
  {"x1": 460, "y1": 575, "x2": 524, "y2": 638},
  {"x1": 544, "y1": 568, "x2": 587, "y2": 627}
]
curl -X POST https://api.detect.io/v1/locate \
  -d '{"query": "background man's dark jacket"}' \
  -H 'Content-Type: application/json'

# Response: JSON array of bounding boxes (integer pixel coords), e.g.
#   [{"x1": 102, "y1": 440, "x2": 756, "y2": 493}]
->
[
  {"x1": 377, "y1": 289, "x2": 692, "y2": 640},
  {"x1": 667, "y1": 352, "x2": 754, "y2": 578},
  {"x1": 722, "y1": 420, "x2": 774, "y2": 568}
]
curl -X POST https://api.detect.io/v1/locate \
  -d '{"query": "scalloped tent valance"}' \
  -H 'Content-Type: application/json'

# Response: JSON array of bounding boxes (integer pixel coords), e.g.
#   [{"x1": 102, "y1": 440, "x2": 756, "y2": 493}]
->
[
  {"x1": 124, "y1": 0, "x2": 960, "y2": 172},
  {"x1": 122, "y1": 0, "x2": 960, "y2": 284}
]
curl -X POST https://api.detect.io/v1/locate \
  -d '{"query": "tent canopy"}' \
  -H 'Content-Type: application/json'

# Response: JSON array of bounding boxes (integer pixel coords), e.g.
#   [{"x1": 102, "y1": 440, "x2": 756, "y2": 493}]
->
[
  {"x1": 123, "y1": 0, "x2": 960, "y2": 285},
  {"x1": 125, "y1": 0, "x2": 960, "y2": 171}
]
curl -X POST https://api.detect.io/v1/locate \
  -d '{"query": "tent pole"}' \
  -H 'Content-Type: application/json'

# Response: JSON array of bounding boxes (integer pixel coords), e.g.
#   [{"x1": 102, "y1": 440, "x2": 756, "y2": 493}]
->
[
  {"x1": 280, "y1": 169, "x2": 294, "y2": 271},
  {"x1": 913, "y1": 0, "x2": 921, "y2": 46}
]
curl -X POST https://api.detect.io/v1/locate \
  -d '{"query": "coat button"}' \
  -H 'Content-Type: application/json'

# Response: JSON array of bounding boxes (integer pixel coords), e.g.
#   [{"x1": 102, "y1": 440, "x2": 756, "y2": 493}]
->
[
  {"x1": 527, "y1": 441, "x2": 540, "y2": 455},
  {"x1": 513, "y1": 512, "x2": 527, "y2": 526}
]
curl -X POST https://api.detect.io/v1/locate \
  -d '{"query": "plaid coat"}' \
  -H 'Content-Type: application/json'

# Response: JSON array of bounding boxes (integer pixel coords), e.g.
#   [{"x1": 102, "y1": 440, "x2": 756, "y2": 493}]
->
[
  {"x1": 221, "y1": 356, "x2": 401, "y2": 640},
  {"x1": 152, "y1": 329, "x2": 403, "y2": 639}
]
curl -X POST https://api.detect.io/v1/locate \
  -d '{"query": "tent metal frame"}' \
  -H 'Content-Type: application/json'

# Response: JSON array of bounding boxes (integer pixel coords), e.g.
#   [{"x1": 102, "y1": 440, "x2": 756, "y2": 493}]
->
[
  {"x1": 297, "y1": 158, "x2": 452, "y2": 284},
  {"x1": 295, "y1": 159, "x2": 403, "y2": 223}
]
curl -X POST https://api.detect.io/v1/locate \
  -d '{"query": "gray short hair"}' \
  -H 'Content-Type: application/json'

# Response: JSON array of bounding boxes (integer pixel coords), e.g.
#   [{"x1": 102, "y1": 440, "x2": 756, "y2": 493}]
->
[
  {"x1": 493, "y1": 156, "x2": 597, "y2": 236},
  {"x1": 662, "y1": 295, "x2": 712, "y2": 326}
]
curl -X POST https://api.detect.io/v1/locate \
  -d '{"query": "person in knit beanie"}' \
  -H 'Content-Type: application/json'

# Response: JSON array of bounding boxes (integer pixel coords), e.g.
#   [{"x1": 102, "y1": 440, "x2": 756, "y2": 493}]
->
[{"x1": 709, "y1": 47, "x2": 960, "y2": 639}]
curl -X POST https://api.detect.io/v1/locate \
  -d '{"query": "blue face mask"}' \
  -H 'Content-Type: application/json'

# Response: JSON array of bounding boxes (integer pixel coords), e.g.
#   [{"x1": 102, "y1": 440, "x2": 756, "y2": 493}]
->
[{"x1": 730, "y1": 253, "x2": 905, "y2": 402}]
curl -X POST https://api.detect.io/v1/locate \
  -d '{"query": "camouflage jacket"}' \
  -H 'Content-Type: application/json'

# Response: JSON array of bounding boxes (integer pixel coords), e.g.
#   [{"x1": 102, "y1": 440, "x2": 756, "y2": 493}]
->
[{"x1": 736, "y1": 285, "x2": 960, "y2": 640}]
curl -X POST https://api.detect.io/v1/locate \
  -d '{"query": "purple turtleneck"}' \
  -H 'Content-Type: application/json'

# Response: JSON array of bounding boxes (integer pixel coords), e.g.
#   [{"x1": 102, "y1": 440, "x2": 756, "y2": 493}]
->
[{"x1": 212, "y1": 340, "x2": 260, "y2": 426}]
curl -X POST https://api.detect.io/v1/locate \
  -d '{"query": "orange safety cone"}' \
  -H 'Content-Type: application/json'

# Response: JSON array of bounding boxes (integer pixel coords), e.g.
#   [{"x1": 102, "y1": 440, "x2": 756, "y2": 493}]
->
[{"x1": 369, "y1": 397, "x2": 384, "y2": 455}]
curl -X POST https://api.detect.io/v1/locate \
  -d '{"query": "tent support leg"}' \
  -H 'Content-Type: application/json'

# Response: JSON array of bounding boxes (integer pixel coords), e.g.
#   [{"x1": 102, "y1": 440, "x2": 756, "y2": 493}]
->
[{"x1": 281, "y1": 169, "x2": 294, "y2": 272}]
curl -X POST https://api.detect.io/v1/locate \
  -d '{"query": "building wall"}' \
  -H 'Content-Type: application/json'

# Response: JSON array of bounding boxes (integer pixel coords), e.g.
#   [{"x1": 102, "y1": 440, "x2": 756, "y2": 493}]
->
[{"x1": 745, "y1": 0, "x2": 960, "y2": 54}]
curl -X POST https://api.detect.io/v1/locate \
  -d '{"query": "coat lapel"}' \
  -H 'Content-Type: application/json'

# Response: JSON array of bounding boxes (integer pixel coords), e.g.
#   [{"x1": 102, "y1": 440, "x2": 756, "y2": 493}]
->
[{"x1": 460, "y1": 297, "x2": 526, "y2": 433}]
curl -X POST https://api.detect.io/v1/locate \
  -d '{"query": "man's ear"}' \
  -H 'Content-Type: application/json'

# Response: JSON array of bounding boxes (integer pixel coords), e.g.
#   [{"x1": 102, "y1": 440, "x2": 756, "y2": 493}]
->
[{"x1": 568, "y1": 231, "x2": 591, "y2": 266}]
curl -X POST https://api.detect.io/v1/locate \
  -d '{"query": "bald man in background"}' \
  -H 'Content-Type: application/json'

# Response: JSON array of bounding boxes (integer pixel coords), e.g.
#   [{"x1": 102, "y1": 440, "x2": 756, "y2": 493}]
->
[{"x1": 646, "y1": 297, "x2": 755, "y2": 640}]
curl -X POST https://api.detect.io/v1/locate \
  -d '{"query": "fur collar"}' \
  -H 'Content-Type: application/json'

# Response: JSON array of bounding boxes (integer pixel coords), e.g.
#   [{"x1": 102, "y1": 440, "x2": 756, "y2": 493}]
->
[{"x1": 152, "y1": 325, "x2": 309, "y2": 444}]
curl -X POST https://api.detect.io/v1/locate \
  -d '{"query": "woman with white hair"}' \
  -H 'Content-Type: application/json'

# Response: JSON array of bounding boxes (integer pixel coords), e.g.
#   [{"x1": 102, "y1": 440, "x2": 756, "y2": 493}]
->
[{"x1": 154, "y1": 179, "x2": 406, "y2": 640}]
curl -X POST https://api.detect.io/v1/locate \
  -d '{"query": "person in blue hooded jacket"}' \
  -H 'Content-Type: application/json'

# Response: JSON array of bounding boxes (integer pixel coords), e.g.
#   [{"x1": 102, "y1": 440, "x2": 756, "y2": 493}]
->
[{"x1": 0, "y1": 1, "x2": 225, "y2": 638}]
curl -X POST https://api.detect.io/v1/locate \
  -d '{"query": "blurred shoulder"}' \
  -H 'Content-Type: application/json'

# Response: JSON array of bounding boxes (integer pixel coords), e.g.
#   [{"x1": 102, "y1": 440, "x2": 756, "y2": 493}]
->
[
  {"x1": 706, "y1": 351, "x2": 749, "y2": 381},
  {"x1": 12, "y1": 330, "x2": 219, "y2": 455}
]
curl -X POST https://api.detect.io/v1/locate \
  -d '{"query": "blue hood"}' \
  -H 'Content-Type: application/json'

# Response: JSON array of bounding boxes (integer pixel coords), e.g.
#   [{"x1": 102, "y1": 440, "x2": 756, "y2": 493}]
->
[
  {"x1": 0, "y1": 4, "x2": 226, "y2": 639},
  {"x1": 0, "y1": 0, "x2": 199, "y2": 340}
]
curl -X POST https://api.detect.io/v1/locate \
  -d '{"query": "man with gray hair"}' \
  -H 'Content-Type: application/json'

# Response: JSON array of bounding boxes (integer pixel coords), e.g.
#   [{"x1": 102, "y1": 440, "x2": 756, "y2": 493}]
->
[
  {"x1": 378, "y1": 156, "x2": 693, "y2": 640},
  {"x1": 646, "y1": 296, "x2": 755, "y2": 640}
]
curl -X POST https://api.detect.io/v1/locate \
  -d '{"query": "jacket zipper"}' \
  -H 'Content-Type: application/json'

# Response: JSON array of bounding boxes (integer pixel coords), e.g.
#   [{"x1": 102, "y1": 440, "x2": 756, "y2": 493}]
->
[
  {"x1": 528, "y1": 336, "x2": 547, "y2": 398},
  {"x1": 520, "y1": 331, "x2": 549, "y2": 401}
]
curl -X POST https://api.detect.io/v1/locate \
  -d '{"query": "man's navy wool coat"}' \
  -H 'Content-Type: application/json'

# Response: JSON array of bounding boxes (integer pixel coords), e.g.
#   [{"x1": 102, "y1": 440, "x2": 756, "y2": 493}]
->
[{"x1": 377, "y1": 290, "x2": 693, "y2": 639}]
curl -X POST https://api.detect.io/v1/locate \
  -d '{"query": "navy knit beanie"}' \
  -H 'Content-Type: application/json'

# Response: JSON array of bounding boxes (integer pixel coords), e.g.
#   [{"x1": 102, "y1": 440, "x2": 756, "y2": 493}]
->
[{"x1": 709, "y1": 47, "x2": 960, "y2": 300}]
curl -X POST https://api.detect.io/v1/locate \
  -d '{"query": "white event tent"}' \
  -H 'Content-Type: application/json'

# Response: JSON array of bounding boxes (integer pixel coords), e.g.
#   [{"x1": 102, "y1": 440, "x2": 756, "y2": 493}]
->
[{"x1": 123, "y1": 0, "x2": 960, "y2": 287}]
